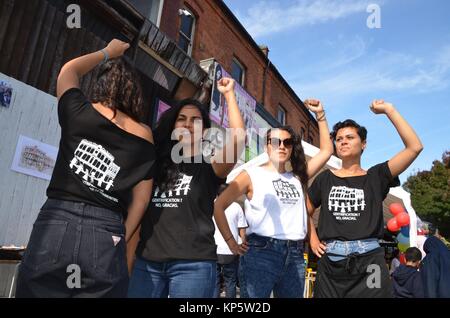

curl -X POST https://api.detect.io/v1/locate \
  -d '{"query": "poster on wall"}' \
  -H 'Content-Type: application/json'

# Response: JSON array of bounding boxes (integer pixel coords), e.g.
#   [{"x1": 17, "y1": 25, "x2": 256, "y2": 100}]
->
[
  {"x1": 0, "y1": 80, "x2": 13, "y2": 108},
  {"x1": 210, "y1": 63, "x2": 225, "y2": 125},
  {"x1": 209, "y1": 62, "x2": 256, "y2": 131},
  {"x1": 10, "y1": 135, "x2": 58, "y2": 181}
]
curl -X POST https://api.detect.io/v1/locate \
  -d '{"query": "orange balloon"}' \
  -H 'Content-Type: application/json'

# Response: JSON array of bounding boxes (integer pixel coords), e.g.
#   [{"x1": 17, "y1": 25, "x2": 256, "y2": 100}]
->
[
  {"x1": 387, "y1": 218, "x2": 400, "y2": 232},
  {"x1": 396, "y1": 212, "x2": 410, "y2": 227},
  {"x1": 389, "y1": 203, "x2": 405, "y2": 216}
]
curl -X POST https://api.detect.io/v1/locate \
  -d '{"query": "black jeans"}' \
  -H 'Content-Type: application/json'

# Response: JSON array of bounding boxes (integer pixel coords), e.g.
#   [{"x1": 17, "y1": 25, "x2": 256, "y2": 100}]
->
[
  {"x1": 214, "y1": 256, "x2": 239, "y2": 298},
  {"x1": 16, "y1": 199, "x2": 128, "y2": 298}
]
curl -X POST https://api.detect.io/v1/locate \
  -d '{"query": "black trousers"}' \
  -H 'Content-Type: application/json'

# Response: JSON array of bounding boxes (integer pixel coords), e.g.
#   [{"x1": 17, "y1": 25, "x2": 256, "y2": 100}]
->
[
  {"x1": 16, "y1": 199, "x2": 128, "y2": 298},
  {"x1": 314, "y1": 247, "x2": 393, "y2": 298}
]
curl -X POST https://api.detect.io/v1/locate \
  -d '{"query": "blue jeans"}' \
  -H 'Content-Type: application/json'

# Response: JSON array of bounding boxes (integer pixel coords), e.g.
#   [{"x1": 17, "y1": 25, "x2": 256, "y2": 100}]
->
[
  {"x1": 325, "y1": 238, "x2": 380, "y2": 261},
  {"x1": 128, "y1": 257, "x2": 216, "y2": 298},
  {"x1": 239, "y1": 234, "x2": 305, "y2": 298},
  {"x1": 214, "y1": 256, "x2": 239, "y2": 298},
  {"x1": 16, "y1": 199, "x2": 128, "y2": 298}
]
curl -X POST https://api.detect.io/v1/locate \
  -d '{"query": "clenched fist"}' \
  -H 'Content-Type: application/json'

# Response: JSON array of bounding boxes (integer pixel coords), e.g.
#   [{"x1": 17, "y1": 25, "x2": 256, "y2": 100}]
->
[
  {"x1": 104, "y1": 39, "x2": 130, "y2": 59},
  {"x1": 217, "y1": 77, "x2": 235, "y2": 95},
  {"x1": 370, "y1": 99, "x2": 394, "y2": 115},
  {"x1": 304, "y1": 98, "x2": 324, "y2": 114}
]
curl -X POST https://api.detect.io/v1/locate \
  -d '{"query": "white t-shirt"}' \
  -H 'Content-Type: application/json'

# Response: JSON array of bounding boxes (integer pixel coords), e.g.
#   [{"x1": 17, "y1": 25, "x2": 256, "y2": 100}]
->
[
  {"x1": 244, "y1": 166, "x2": 308, "y2": 240},
  {"x1": 214, "y1": 202, "x2": 248, "y2": 255}
]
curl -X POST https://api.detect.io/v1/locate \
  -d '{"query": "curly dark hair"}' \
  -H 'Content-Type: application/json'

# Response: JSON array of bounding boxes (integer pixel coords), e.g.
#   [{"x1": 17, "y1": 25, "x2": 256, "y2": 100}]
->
[
  {"x1": 266, "y1": 126, "x2": 308, "y2": 191},
  {"x1": 330, "y1": 119, "x2": 367, "y2": 154},
  {"x1": 90, "y1": 57, "x2": 144, "y2": 122},
  {"x1": 154, "y1": 99, "x2": 211, "y2": 192}
]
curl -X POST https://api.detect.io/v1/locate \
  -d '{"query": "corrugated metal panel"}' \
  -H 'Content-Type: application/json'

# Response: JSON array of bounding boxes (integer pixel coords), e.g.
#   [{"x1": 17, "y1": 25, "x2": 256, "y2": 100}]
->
[{"x1": 0, "y1": 0, "x2": 107, "y2": 97}]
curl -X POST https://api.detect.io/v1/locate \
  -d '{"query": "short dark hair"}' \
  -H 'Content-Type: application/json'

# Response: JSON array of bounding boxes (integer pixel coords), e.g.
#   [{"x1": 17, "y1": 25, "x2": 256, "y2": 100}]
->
[
  {"x1": 331, "y1": 119, "x2": 367, "y2": 142},
  {"x1": 331, "y1": 119, "x2": 367, "y2": 154},
  {"x1": 405, "y1": 247, "x2": 422, "y2": 262}
]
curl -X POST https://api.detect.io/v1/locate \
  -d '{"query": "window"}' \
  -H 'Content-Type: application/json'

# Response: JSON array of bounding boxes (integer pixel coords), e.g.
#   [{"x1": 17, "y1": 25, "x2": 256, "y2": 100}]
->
[
  {"x1": 231, "y1": 58, "x2": 245, "y2": 86},
  {"x1": 178, "y1": 7, "x2": 195, "y2": 55},
  {"x1": 127, "y1": 0, "x2": 164, "y2": 26},
  {"x1": 277, "y1": 105, "x2": 286, "y2": 125}
]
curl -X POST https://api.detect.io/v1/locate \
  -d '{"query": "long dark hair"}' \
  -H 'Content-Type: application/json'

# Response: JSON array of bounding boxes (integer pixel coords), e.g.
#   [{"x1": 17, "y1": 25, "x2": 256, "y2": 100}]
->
[
  {"x1": 266, "y1": 126, "x2": 308, "y2": 190},
  {"x1": 154, "y1": 99, "x2": 211, "y2": 192},
  {"x1": 90, "y1": 57, "x2": 144, "y2": 122}
]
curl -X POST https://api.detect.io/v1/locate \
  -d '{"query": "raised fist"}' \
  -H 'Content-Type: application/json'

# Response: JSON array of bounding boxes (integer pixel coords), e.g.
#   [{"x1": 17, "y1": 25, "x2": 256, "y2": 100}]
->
[
  {"x1": 370, "y1": 99, "x2": 394, "y2": 114},
  {"x1": 217, "y1": 77, "x2": 235, "y2": 95},
  {"x1": 104, "y1": 39, "x2": 130, "y2": 59}
]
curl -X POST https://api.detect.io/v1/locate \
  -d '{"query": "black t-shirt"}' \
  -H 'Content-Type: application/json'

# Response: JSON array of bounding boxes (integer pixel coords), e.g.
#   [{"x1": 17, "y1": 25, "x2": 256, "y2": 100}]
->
[
  {"x1": 308, "y1": 161, "x2": 400, "y2": 241},
  {"x1": 47, "y1": 88, "x2": 155, "y2": 217},
  {"x1": 137, "y1": 157, "x2": 225, "y2": 262}
]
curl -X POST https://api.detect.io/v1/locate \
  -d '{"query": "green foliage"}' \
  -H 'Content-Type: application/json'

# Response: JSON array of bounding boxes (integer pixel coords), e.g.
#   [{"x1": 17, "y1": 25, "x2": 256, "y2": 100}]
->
[{"x1": 404, "y1": 151, "x2": 450, "y2": 237}]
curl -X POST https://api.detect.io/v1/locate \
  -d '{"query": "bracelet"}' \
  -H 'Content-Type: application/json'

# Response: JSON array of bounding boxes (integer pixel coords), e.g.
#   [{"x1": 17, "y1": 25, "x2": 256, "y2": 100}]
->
[
  {"x1": 100, "y1": 49, "x2": 109, "y2": 63},
  {"x1": 316, "y1": 111, "x2": 326, "y2": 122},
  {"x1": 225, "y1": 235, "x2": 234, "y2": 242}
]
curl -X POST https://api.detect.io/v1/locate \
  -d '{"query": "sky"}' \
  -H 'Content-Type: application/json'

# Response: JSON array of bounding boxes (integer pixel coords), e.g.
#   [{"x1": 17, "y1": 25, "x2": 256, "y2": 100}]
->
[{"x1": 223, "y1": 0, "x2": 450, "y2": 184}]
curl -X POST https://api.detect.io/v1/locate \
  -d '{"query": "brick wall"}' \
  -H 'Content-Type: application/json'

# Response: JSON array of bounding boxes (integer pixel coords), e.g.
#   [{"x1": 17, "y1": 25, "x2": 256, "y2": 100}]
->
[{"x1": 159, "y1": 0, "x2": 319, "y2": 146}]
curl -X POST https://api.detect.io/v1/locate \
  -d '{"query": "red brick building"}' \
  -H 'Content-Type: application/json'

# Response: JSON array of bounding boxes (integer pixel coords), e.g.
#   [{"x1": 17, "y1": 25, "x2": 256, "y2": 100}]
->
[{"x1": 155, "y1": 0, "x2": 319, "y2": 146}]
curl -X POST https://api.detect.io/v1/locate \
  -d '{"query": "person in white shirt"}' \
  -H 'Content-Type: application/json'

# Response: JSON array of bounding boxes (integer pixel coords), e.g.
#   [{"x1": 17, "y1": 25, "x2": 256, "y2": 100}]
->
[
  {"x1": 214, "y1": 99, "x2": 333, "y2": 298},
  {"x1": 213, "y1": 185, "x2": 247, "y2": 298}
]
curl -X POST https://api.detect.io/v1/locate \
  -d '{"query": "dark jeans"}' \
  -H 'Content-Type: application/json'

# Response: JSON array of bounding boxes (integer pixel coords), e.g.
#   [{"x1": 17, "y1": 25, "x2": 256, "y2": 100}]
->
[
  {"x1": 239, "y1": 234, "x2": 306, "y2": 298},
  {"x1": 214, "y1": 255, "x2": 239, "y2": 298},
  {"x1": 16, "y1": 199, "x2": 128, "y2": 298}
]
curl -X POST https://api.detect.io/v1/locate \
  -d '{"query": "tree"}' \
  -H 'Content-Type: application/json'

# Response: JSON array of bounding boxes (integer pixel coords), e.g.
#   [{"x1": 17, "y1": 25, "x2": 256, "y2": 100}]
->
[{"x1": 404, "y1": 151, "x2": 450, "y2": 238}]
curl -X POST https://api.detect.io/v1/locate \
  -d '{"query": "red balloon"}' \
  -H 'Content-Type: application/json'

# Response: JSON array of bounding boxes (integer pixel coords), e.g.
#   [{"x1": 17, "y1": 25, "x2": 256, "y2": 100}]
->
[
  {"x1": 387, "y1": 218, "x2": 400, "y2": 232},
  {"x1": 399, "y1": 253, "x2": 406, "y2": 264},
  {"x1": 389, "y1": 203, "x2": 405, "y2": 216},
  {"x1": 396, "y1": 212, "x2": 410, "y2": 227}
]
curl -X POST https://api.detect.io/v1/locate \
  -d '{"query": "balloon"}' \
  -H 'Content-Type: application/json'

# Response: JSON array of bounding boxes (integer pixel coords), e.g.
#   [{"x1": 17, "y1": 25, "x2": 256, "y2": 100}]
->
[
  {"x1": 399, "y1": 253, "x2": 406, "y2": 264},
  {"x1": 396, "y1": 212, "x2": 410, "y2": 227},
  {"x1": 387, "y1": 218, "x2": 400, "y2": 232},
  {"x1": 400, "y1": 225, "x2": 410, "y2": 237},
  {"x1": 389, "y1": 203, "x2": 405, "y2": 216},
  {"x1": 398, "y1": 242, "x2": 409, "y2": 253},
  {"x1": 397, "y1": 233, "x2": 409, "y2": 245}
]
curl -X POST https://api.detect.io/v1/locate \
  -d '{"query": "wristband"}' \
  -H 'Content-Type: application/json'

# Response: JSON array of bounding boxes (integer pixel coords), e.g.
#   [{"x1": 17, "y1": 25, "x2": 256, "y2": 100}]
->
[{"x1": 100, "y1": 49, "x2": 109, "y2": 63}]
